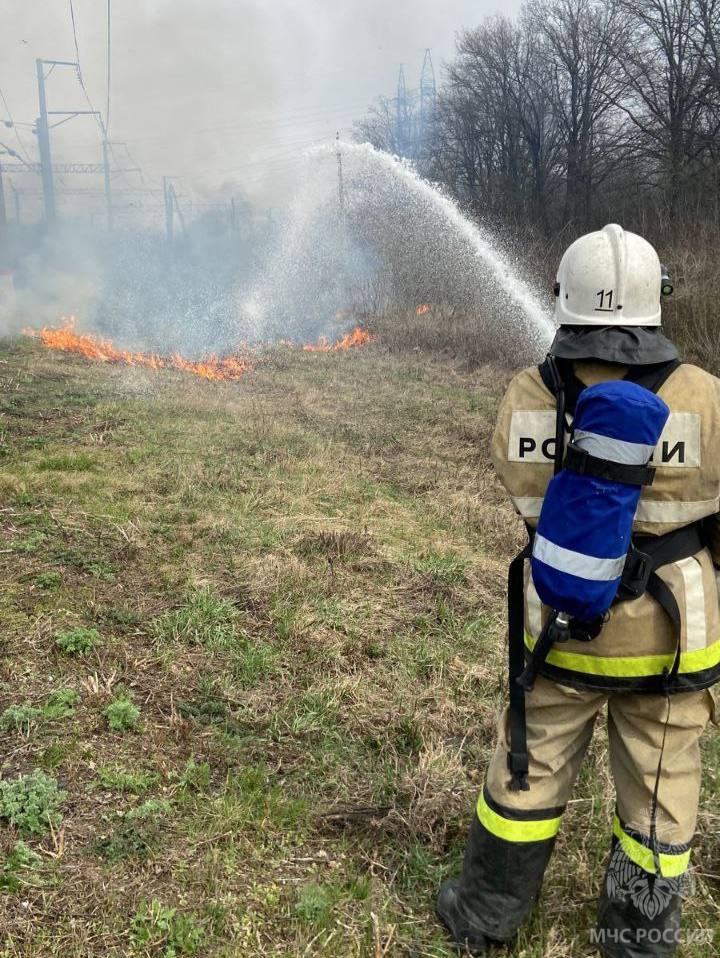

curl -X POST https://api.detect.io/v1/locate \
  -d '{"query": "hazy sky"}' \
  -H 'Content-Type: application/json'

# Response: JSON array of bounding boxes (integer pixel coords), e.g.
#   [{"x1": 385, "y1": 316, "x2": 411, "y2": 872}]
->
[{"x1": 0, "y1": 1, "x2": 521, "y2": 213}]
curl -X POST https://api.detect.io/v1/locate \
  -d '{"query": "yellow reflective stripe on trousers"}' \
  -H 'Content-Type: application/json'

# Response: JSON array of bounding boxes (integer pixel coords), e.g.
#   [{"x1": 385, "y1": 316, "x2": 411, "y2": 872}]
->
[
  {"x1": 524, "y1": 633, "x2": 720, "y2": 678},
  {"x1": 476, "y1": 792, "x2": 562, "y2": 843},
  {"x1": 613, "y1": 817, "x2": 691, "y2": 878}
]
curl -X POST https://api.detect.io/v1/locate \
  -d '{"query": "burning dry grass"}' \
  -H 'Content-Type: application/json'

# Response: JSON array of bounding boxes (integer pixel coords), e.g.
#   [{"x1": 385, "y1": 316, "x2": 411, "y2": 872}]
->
[
  {"x1": 0, "y1": 337, "x2": 717, "y2": 956},
  {"x1": 24, "y1": 318, "x2": 254, "y2": 381},
  {"x1": 302, "y1": 327, "x2": 376, "y2": 352},
  {"x1": 23, "y1": 318, "x2": 376, "y2": 383}
]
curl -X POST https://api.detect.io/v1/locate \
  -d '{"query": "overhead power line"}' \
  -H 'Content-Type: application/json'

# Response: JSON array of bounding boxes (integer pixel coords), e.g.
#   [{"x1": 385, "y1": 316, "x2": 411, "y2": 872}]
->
[
  {"x1": 0, "y1": 83, "x2": 31, "y2": 161},
  {"x1": 122, "y1": 144, "x2": 146, "y2": 185},
  {"x1": 68, "y1": 0, "x2": 106, "y2": 137},
  {"x1": 124, "y1": 100, "x2": 371, "y2": 145},
  {"x1": 68, "y1": 0, "x2": 82, "y2": 72},
  {"x1": 3, "y1": 162, "x2": 139, "y2": 175},
  {"x1": 213, "y1": 136, "x2": 335, "y2": 176},
  {"x1": 106, "y1": 0, "x2": 112, "y2": 135}
]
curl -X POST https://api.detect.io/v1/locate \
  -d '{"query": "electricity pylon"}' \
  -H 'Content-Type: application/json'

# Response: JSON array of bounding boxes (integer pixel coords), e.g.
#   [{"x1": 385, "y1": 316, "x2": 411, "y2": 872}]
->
[
  {"x1": 419, "y1": 49, "x2": 436, "y2": 143},
  {"x1": 395, "y1": 64, "x2": 410, "y2": 157}
]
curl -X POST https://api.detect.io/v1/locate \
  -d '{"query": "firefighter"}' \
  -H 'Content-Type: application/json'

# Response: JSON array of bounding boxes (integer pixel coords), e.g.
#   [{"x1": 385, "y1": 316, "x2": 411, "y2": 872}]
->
[{"x1": 436, "y1": 225, "x2": 720, "y2": 957}]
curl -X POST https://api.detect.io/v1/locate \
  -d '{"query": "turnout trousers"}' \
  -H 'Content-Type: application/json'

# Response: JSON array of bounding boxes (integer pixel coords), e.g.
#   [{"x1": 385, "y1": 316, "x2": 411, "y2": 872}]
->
[{"x1": 437, "y1": 677, "x2": 715, "y2": 957}]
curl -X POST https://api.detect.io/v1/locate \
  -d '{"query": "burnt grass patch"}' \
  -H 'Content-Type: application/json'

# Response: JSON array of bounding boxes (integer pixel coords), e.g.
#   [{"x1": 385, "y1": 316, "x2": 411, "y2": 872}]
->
[{"x1": 0, "y1": 339, "x2": 717, "y2": 956}]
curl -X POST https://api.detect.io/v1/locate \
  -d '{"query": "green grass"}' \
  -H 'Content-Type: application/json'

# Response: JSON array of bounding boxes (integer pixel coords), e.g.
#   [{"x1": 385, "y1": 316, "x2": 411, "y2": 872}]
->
[
  {"x1": 54, "y1": 626, "x2": 102, "y2": 655},
  {"x1": 151, "y1": 587, "x2": 240, "y2": 648},
  {"x1": 0, "y1": 770, "x2": 65, "y2": 835},
  {"x1": 104, "y1": 693, "x2": 141, "y2": 732},
  {"x1": 130, "y1": 899, "x2": 207, "y2": 957},
  {"x1": 0, "y1": 337, "x2": 716, "y2": 955},
  {"x1": 0, "y1": 841, "x2": 44, "y2": 892},
  {"x1": 0, "y1": 703, "x2": 41, "y2": 735},
  {"x1": 95, "y1": 765, "x2": 160, "y2": 794}
]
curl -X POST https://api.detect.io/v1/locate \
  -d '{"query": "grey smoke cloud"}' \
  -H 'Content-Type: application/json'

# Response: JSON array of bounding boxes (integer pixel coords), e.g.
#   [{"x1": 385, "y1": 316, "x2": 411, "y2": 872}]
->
[{"x1": 0, "y1": 0, "x2": 520, "y2": 211}]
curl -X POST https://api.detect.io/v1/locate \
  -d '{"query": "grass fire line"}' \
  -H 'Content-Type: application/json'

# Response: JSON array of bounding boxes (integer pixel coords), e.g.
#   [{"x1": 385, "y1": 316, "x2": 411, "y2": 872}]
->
[{"x1": 23, "y1": 319, "x2": 376, "y2": 381}]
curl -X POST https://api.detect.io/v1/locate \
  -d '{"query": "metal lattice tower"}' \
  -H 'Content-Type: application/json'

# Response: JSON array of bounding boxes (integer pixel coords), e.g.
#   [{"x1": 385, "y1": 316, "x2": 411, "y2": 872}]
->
[
  {"x1": 419, "y1": 49, "x2": 436, "y2": 144},
  {"x1": 395, "y1": 64, "x2": 409, "y2": 156}
]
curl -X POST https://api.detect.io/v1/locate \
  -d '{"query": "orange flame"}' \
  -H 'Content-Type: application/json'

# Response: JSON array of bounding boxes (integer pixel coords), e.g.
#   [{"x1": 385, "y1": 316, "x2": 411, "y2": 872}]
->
[
  {"x1": 24, "y1": 319, "x2": 376, "y2": 378},
  {"x1": 415, "y1": 304, "x2": 431, "y2": 316},
  {"x1": 24, "y1": 318, "x2": 253, "y2": 381},
  {"x1": 303, "y1": 326, "x2": 376, "y2": 352}
]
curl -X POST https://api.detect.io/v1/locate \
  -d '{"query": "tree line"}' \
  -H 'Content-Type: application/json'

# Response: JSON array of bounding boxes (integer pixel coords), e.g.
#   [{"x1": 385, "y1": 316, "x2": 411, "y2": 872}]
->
[{"x1": 356, "y1": 0, "x2": 720, "y2": 238}]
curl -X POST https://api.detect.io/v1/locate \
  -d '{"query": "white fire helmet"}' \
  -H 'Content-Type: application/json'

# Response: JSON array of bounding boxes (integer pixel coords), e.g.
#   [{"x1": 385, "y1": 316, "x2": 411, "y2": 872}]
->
[{"x1": 554, "y1": 224, "x2": 662, "y2": 327}]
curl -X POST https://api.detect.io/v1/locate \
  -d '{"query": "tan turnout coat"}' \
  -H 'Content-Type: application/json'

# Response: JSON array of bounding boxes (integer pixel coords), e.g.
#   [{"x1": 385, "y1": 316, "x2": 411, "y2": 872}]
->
[{"x1": 491, "y1": 361, "x2": 720, "y2": 686}]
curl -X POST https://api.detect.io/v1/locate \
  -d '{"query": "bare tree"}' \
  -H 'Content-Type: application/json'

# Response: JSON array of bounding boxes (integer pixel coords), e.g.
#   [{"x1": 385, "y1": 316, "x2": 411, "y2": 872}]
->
[
  {"x1": 351, "y1": 0, "x2": 720, "y2": 237},
  {"x1": 526, "y1": 0, "x2": 631, "y2": 228},
  {"x1": 425, "y1": 17, "x2": 564, "y2": 230},
  {"x1": 353, "y1": 98, "x2": 399, "y2": 155},
  {"x1": 614, "y1": 0, "x2": 718, "y2": 220},
  {"x1": 694, "y1": 0, "x2": 720, "y2": 208},
  {"x1": 508, "y1": 24, "x2": 564, "y2": 231}
]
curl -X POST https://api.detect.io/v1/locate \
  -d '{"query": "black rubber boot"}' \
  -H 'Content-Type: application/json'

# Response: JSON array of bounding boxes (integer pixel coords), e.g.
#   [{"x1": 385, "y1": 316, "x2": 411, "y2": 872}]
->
[
  {"x1": 437, "y1": 808, "x2": 556, "y2": 951},
  {"x1": 436, "y1": 878, "x2": 493, "y2": 955},
  {"x1": 595, "y1": 836, "x2": 685, "y2": 958}
]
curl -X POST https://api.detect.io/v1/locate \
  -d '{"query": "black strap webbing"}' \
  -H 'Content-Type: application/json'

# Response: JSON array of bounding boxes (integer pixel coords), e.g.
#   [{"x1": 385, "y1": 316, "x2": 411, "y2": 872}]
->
[
  {"x1": 507, "y1": 542, "x2": 532, "y2": 791},
  {"x1": 538, "y1": 356, "x2": 682, "y2": 416},
  {"x1": 537, "y1": 355, "x2": 567, "y2": 475},
  {"x1": 564, "y1": 443, "x2": 656, "y2": 487},
  {"x1": 640, "y1": 559, "x2": 683, "y2": 877},
  {"x1": 646, "y1": 573, "x2": 682, "y2": 645},
  {"x1": 516, "y1": 615, "x2": 559, "y2": 693},
  {"x1": 539, "y1": 356, "x2": 585, "y2": 416},
  {"x1": 634, "y1": 523, "x2": 704, "y2": 570},
  {"x1": 624, "y1": 359, "x2": 681, "y2": 394}
]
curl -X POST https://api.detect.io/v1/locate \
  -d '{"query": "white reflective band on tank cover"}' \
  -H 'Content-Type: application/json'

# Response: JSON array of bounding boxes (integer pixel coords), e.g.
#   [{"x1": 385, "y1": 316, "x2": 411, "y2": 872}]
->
[
  {"x1": 573, "y1": 430, "x2": 655, "y2": 465},
  {"x1": 533, "y1": 534, "x2": 626, "y2": 581}
]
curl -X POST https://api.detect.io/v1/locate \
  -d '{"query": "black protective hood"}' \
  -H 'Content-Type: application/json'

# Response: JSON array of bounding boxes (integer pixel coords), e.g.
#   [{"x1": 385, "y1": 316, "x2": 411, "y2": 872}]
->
[{"x1": 550, "y1": 325, "x2": 679, "y2": 365}]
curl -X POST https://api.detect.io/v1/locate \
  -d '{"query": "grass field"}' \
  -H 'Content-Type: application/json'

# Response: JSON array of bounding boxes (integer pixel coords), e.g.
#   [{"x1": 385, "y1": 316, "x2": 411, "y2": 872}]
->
[{"x1": 0, "y1": 337, "x2": 718, "y2": 957}]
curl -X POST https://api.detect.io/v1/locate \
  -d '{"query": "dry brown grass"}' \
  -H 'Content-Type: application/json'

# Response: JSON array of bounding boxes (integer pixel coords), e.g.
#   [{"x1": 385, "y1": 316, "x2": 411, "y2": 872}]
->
[{"x1": 0, "y1": 336, "x2": 716, "y2": 957}]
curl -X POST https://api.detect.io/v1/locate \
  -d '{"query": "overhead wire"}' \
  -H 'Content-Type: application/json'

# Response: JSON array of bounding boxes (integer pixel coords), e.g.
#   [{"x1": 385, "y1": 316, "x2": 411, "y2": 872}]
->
[
  {"x1": 123, "y1": 144, "x2": 146, "y2": 185},
  {"x1": 67, "y1": 0, "x2": 150, "y2": 197},
  {"x1": 107, "y1": 141, "x2": 133, "y2": 189},
  {"x1": 14, "y1": 8, "x2": 370, "y2": 220},
  {"x1": 68, "y1": 0, "x2": 106, "y2": 137},
  {"x1": 106, "y1": 0, "x2": 112, "y2": 136},
  {"x1": 0, "y1": 83, "x2": 31, "y2": 161},
  {"x1": 124, "y1": 100, "x2": 371, "y2": 145},
  {"x1": 218, "y1": 136, "x2": 336, "y2": 175}
]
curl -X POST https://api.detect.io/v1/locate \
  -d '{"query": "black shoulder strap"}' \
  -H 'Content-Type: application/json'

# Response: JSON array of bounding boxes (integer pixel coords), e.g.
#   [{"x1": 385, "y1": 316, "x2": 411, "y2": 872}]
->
[
  {"x1": 538, "y1": 354, "x2": 562, "y2": 397},
  {"x1": 540, "y1": 357, "x2": 681, "y2": 403},
  {"x1": 537, "y1": 355, "x2": 568, "y2": 476},
  {"x1": 623, "y1": 359, "x2": 681, "y2": 394},
  {"x1": 507, "y1": 541, "x2": 532, "y2": 791},
  {"x1": 538, "y1": 356, "x2": 585, "y2": 415}
]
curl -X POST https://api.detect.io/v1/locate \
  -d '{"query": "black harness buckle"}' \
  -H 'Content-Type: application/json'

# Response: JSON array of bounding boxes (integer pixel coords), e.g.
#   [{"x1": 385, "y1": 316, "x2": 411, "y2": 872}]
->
[
  {"x1": 507, "y1": 752, "x2": 530, "y2": 791},
  {"x1": 619, "y1": 545, "x2": 652, "y2": 600}
]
